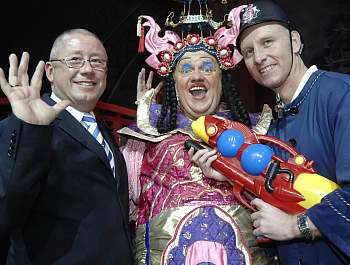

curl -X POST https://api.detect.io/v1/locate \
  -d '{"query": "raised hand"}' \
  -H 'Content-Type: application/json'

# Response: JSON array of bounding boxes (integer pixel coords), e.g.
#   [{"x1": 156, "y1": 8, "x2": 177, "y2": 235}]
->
[
  {"x1": 0, "y1": 52, "x2": 70, "y2": 125},
  {"x1": 136, "y1": 68, "x2": 162, "y2": 104},
  {"x1": 188, "y1": 147, "x2": 228, "y2": 182}
]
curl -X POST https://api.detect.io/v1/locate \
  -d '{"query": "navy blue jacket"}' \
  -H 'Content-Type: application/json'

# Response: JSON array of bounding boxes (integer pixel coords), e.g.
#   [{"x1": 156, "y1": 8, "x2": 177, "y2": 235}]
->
[
  {"x1": 0, "y1": 96, "x2": 133, "y2": 265},
  {"x1": 269, "y1": 70, "x2": 350, "y2": 265}
]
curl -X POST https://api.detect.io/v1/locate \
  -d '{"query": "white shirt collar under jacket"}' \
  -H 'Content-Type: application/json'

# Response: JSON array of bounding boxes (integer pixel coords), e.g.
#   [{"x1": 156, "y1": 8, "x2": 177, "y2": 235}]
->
[{"x1": 290, "y1": 65, "x2": 318, "y2": 103}]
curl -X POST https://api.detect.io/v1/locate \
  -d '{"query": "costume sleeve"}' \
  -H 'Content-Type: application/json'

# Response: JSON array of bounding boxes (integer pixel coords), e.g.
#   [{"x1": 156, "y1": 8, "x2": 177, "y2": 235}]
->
[
  {"x1": 307, "y1": 89, "x2": 350, "y2": 258},
  {"x1": 120, "y1": 138, "x2": 146, "y2": 220},
  {"x1": 0, "y1": 115, "x2": 52, "y2": 239}
]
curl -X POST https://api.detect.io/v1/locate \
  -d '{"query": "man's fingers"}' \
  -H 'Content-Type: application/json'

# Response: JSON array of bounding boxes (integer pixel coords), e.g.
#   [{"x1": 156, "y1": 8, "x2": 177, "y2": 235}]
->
[
  {"x1": 251, "y1": 198, "x2": 265, "y2": 210},
  {"x1": 151, "y1": 81, "x2": 163, "y2": 103},
  {"x1": 30, "y1": 61, "x2": 45, "y2": 89},
  {"x1": 205, "y1": 153, "x2": 218, "y2": 167},
  {"x1": 146, "y1": 71, "x2": 153, "y2": 88},
  {"x1": 253, "y1": 227, "x2": 263, "y2": 237},
  {"x1": 187, "y1": 147, "x2": 196, "y2": 160},
  {"x1": 18, "y1": 52, "x2": 30, "y2": 86},
  {"x1": 250, "y1": 210, "x2": 261, "y2": 221},
  {"x1": 0, "y1": 68, "x2": 11, "y2": 96},
  {"x1": 8, "y1": 53, "x2": 19, "y2": 86},
  {"x1": 191, "y1": 148, "x2": 208, "y2": 162},
  {"x1": 154, "y1": 81, "x2": 163, "y2": 94},
  {"x1": 253, "y1": 218, "x2": 262, "y2": 228},
  {"x1": 52, "y1": 100, "x2": 71, "y2": 115},
  {"x1": 137, "y1": 68, "x2": 145, "y2": 92},
  {"x1": 198, "y1": 149, "x2": 216, "y2": 164}
]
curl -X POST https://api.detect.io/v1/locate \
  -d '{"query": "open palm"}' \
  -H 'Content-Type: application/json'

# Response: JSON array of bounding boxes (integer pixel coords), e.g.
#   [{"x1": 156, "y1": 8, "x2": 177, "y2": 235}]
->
[
  {"x1": 0, "y1": 52, "x2": 70, "y2": 125},
  {"x1": 136, "y1": 68, "x2": 162, "y2": 104}
]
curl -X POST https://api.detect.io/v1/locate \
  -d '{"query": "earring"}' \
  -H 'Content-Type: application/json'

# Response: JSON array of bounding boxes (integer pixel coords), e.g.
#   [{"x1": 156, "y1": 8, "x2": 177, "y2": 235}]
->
[
  {"x1": 298, "y1": 43, "x2": 304, "y2": 55},
  {"x1": 175, "y1": 88, "x2": 180, "y2": 103}
]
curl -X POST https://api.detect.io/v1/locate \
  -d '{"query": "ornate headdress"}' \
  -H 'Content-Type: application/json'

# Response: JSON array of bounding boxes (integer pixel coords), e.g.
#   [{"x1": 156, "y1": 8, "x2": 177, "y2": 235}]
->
[{"x1": 137, "y1": 1, "x2": 246, "y2": 76}]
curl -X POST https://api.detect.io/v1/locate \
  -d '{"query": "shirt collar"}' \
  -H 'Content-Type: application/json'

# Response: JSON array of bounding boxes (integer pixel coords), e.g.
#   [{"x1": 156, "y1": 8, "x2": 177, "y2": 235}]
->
[{"x1": 290, "y1": 65, "x2": 318, "y2": 103}]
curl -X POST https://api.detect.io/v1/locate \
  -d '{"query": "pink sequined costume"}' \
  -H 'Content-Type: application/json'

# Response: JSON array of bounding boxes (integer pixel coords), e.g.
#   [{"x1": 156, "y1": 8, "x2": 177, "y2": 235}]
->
[{"x1": 119, "y1": 105, "x2": 277, "y2": 265}]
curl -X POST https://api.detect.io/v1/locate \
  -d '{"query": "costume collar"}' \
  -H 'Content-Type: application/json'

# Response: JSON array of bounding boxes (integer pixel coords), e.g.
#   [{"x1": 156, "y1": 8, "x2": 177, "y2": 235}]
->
[
  {"x1": 282, "y1": 68, "x2": 325, "y2": 116},
  {"x1": 290, "y1": 65, "x2": 318, "y2": 103}
]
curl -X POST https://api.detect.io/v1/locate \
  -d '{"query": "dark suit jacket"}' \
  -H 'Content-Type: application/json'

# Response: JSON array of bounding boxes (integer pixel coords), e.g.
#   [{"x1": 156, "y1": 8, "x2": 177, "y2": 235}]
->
[{"x1": 0, "y1": 96, "x2": 133, "y2": 265}]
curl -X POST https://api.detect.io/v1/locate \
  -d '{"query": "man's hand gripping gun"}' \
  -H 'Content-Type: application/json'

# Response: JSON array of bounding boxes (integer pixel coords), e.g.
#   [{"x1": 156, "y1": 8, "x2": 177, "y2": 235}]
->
[{"x1": 185, "y1": 115, "x2": 338, "y2": 214}]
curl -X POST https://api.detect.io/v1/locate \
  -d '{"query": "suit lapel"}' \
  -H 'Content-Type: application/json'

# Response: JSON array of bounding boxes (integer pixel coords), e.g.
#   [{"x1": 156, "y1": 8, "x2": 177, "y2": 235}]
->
[
  {"x1": 43, "y1": 95, "x2": 114, "y2": 176},
  {"x1": 59, "y1": 113, "x2": 112, "y2": 170}
]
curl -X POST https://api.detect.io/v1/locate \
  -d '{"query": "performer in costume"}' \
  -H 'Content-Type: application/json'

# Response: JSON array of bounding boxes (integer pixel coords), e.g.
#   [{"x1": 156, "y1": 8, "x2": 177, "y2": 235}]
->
[
  {"x1": 118, "y1": 1, "x2": 278, "y2": 264},
  {"x1": 228, "y1": 1, "x2": 350, "y2": 264}
]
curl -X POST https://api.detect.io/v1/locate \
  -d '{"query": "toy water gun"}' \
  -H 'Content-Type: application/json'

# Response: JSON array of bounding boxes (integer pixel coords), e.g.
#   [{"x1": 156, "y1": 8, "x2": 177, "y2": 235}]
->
[{"x1": 185, "y1": 115, "x2": 339, "y2": 214}]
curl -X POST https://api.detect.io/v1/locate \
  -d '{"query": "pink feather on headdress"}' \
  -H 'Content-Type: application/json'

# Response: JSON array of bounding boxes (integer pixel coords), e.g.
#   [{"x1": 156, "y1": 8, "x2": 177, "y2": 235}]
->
[
  {"x1": 141, "y1": 16, "x2": 181, "y2": 69},
  {"x1": 214, "y1": 5, "x2": 247, "y2": 65}
]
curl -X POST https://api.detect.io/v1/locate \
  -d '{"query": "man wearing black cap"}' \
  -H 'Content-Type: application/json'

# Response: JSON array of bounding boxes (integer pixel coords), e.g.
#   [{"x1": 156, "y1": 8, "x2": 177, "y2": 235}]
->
[{"x1": 237, "y1": 1, "x2": 350, "y2": 264}]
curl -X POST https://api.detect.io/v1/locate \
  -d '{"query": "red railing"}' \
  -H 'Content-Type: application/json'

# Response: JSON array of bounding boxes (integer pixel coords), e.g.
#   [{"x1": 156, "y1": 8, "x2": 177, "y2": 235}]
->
[
  {"x1": 94, "y1": 101, "x2": 136, "y2": 144},
  {"x1": 95, "y1": 101, "x2": 136, "y2": 130}
]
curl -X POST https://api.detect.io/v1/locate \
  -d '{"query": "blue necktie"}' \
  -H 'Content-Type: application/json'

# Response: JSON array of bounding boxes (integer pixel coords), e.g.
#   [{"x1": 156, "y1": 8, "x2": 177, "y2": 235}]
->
[{"x1": 82, "y1": 113, "x2": 115, "y2": 177}]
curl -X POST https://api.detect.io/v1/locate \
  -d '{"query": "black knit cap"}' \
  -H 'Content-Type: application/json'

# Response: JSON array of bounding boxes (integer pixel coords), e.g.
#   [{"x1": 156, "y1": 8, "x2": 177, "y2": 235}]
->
[{"x1": 236, "y1": 0, "x2": 291, "y2": 51}]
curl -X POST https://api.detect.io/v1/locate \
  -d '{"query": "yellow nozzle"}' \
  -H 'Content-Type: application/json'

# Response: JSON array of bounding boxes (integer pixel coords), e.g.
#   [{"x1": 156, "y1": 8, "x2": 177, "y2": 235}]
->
[
  {"x1": 191, "y1": 116, "x2": 209, "y2": 144},
  {"x1": 294, "y1": 173, "x2": 339, "y2": 209}
]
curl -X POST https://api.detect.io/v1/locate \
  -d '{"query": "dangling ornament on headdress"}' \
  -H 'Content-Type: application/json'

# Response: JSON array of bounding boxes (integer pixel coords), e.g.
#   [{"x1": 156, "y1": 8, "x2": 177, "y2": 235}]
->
[{"x1": 137, "y1": 0, "x2": 247, "y2": 76}]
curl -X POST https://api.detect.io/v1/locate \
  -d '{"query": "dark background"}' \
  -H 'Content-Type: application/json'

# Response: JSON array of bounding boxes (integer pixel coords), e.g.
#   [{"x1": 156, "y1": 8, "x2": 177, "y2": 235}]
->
[
  {"x1": 1, "y1": 0, "x2": 350, "y2": 261},
  {"x1": 2, "y1": 0, "x2": 350, "y2": 112}
]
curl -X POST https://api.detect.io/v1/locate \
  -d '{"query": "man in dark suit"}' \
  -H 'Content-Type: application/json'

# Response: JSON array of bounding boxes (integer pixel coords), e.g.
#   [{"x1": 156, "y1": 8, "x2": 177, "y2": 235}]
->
[{"x1": 0, "y1": 29, "x2": 134, "y2": 265}]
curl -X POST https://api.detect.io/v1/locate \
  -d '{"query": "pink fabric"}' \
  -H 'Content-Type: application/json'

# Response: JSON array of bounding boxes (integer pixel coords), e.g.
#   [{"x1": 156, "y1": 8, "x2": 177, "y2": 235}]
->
[
  {"x1": 214, "y1": 5, "x2": 247, "y2": 65},
  {"x1": 120, "y1": 139, "x2": 146, "y2": 218},
  {"x1": 136, "y1": 134, "x2": 240, "y2": 225},
  {"x1": 185, "y1": 241, "x2": 228, "y2": 265},
  {"x1": 145, "y1": 54, "x2": 162, "y2": 70},
  {"x1": 142, "y1": 15, "x2": 181, "y2": 69},
  {"x1": 215, "y1": 5, "x2": 246, "y2": 47}
]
